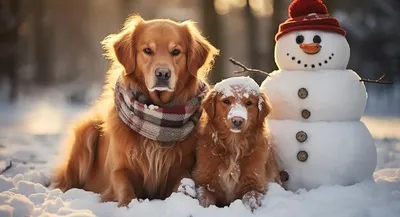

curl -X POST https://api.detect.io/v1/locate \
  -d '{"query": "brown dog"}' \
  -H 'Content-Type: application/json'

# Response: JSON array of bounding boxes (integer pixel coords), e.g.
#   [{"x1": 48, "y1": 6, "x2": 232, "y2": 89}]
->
[
  {"x1": 193, "y1": 77, "x2": 279, "y2": 211},
  {"x1": 52, "y1": 15, "x2": 219, "y2": 206}
]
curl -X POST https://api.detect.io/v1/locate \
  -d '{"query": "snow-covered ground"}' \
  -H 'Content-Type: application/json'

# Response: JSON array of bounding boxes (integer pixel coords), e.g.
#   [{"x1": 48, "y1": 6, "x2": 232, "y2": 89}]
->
[{"x1": 0, "y1": 96, "x2": 399, "y2": 217}]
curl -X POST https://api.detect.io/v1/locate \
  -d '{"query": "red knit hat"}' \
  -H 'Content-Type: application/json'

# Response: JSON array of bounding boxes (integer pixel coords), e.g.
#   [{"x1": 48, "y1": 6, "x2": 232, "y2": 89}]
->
[{"x1": 275, "y1": 0, "x2": 346, "y2": 41}]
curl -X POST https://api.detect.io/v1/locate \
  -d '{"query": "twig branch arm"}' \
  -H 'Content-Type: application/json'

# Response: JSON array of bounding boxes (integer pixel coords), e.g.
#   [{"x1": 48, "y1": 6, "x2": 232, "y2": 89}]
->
[
  {"x1": 229, "y1": 58, "x2": 270, "y2": 77},
  {"x1": 360, "y1": 74, "x2": 393, "y2": 85},
  {"x1": 229, "y1": 57, "x2": 393, "y2": 85}
]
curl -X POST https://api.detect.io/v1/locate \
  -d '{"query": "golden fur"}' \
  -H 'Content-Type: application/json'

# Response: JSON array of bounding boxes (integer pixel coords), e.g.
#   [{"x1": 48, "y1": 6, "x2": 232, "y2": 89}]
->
[
  {"x1": 52, "y1": 15, "x2": 219, "y2": 206},
  {"x1": 193, "y1": 89, "x2": 279, "y2": 208}
]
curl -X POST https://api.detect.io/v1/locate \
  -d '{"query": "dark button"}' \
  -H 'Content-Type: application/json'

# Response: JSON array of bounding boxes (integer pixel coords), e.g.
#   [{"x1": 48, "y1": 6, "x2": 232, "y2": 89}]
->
[
  {"x1": 296, "y1": 131, "x2": 308, "y2": 143},
  {"x1": 280, "y1": 171, "x2": 289, "y2": 182},
  {"x1": 301, "y1": 109, "x2": 311, "y2": 119},
  {"x1": 298, "y1": 88, "x2": 308, "y2": 99},
  {"x1": 297, "y1": 151, "x2": 308, "y2": 162}
]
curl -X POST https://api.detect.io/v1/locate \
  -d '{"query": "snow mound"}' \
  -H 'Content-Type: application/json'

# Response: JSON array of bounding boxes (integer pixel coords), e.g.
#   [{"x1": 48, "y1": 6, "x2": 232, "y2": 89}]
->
[
  {"x1": 215, "y1": 76, "x2": 260, "y2": 98},
  {"x1": 0, "y1": 175, "x2": 399, "y2": 217}
]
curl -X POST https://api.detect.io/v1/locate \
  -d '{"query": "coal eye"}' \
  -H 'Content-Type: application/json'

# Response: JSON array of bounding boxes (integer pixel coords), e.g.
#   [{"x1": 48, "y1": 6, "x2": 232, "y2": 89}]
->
[
  {"x1": 143, "y1": 48, "x2": 153, "y2": 55},
  {"x1": 223, "y1": 99, "x2": 230, "y2": 105},
  {"x1": 296, "y1": 35, "x2": 304, "y2": 44},
  {"x1": 246, "y1": 101, "x2": 252, "y2": 106},
  {"x1": 313, "y1": 35, "x2": 321, "y2": 43},
  {"x1": 171, "y1": 49, "x2": 181, "y2": 56}
]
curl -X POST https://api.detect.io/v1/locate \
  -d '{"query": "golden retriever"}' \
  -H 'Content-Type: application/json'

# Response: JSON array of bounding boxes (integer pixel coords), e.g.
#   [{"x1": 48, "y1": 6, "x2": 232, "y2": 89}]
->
[
  {"x1": 193, "y1": 77, "x2": 279, "y2": 211},
  {"x1": 52, "y1": 15, "x2": 219, "y2": 206}
]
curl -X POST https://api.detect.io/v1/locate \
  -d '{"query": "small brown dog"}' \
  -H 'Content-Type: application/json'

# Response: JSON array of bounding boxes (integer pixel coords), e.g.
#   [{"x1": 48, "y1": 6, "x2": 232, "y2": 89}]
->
[
  {"x1": 193, "y1": 77, "x2": 279, "y2": 211},
  {"x1": 52, "y1": 15, "x2": 219, "y2": 206}
]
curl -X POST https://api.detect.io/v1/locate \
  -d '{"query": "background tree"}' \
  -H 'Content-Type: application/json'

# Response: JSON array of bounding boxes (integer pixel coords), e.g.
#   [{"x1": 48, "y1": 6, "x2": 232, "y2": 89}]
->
[
  {"x1": 266, "y1": 0, "x2": 285, "y2": 73},
  {"x1": 0, "y1": 0, "x2": 23, "y2": 101},
  {"x1": 33, "y1": 0, "x2": 52, "y2": 86},
  {"x1": 202, "y1": 0, "x2": 223, "y2": 84}
]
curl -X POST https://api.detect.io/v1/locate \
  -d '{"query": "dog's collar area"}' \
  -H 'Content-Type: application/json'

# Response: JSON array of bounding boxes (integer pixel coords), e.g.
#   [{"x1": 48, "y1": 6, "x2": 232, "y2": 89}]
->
[{"x1": 115, "y1": 76, "x2": 208, "y2": 143}]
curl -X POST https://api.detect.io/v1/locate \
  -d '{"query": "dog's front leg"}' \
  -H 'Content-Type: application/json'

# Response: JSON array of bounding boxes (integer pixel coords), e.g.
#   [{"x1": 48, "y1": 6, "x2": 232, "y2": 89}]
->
[
  {"x1": 238, "y1": 155, "x2": 268, "y2": 212},
  {"x1": 102, "y1": 168, "x2": 136, "y2": 207},
  {"x1": 238, "y1": 176, "x2": 266, "y2": 212}
]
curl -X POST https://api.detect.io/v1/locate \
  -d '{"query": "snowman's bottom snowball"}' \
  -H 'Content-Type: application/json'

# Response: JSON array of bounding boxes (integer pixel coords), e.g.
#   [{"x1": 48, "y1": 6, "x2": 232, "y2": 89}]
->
[{"x1": 268, "y1": 120, "x2": 377, "y2": 191}]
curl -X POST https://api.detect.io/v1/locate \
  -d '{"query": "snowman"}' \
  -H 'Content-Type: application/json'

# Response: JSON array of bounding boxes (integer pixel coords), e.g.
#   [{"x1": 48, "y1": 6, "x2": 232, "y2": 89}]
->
[{"x1": 259, "y1": 0, "x2": 378, "y2": 191}]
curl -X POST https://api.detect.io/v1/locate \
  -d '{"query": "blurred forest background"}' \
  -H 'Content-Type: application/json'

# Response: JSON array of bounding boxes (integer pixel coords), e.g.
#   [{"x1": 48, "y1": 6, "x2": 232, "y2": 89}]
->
[{"x1": 0, "y1": 0, "x2": 399, "y2": 116}]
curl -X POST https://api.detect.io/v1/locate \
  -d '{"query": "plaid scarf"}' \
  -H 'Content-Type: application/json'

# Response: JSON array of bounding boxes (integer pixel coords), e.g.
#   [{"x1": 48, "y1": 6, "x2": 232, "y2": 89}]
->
[{"x1": 115, "y1": 77, "x2": 208, "y2": 143}]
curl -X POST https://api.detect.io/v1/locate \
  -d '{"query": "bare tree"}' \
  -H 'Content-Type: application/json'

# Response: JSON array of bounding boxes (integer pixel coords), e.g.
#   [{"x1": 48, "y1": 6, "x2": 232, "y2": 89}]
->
[
  {"x1": 244, "y1": 0, "x2": 257, "y2": 68},
  {"x1": 244, "y1": 0, "x2": 265, "y2": 83},
  {"x1": 202, "y1": 0, "x2": 223, "y2": 84},
  {"x1": 0, "y1": 0, "x2": 22, "y2": 101},
  {"x1": 266, "y1": 0, "x2": 286, "y2": 73},
  {"x1": 33, "y1": 0, "x2": 52, "y2": 85}
]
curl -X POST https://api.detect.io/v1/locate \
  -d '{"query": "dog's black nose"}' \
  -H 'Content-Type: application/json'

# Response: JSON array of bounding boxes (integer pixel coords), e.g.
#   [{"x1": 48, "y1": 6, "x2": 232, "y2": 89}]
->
[
  {"x1": 231, "y1": 117, "x2": 244, "y2": 127},
  {"x1": 155, "y1": 67, "x2": 171, "y2": 81}
]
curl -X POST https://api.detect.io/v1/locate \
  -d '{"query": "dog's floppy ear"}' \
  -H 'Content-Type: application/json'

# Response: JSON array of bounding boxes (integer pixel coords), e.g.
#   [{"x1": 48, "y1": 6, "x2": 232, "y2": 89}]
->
[
  {"x1": 258, "y1": 92, "x2": 272, "y2": 123},
  {"x1": 201, "y1": 90, "x2": 217, "y2": 119},
  {"x1": 102, "y1": 15, "x2": 144, "y2": 75},
  {"x1": 182, "y1": 21, "x2": 219, "y2": 79}
]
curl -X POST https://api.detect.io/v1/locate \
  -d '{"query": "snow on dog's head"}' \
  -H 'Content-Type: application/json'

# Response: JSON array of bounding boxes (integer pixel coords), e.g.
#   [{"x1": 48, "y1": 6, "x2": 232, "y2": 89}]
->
[
  {"x1": 202, "y1": 76, "x2": 271, "y2": 133},
  {"x1": 214, "y1": 76, "x2": 260, "y2": 99}
]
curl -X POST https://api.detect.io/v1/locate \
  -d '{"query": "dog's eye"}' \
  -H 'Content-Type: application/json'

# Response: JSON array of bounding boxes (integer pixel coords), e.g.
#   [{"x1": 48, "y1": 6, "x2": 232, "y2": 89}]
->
[
  {"x1": 143, "y1": 48, "x2": 153, "y2": 55},
  {"x1": 246, "y1": 101, "x2": 253, "y2": 106},
  {"x1": 222, "y1": 99, "x2": 230, "y2": 105},
  {"x1": 171, "y1": 49, "x2": 181, "y2": 56}
]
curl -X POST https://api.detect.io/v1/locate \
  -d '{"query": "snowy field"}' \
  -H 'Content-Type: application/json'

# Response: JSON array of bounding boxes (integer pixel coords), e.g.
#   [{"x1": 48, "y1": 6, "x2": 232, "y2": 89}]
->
[{"x1": 0, "y1": 96, "x2": 399, "y2": 217}]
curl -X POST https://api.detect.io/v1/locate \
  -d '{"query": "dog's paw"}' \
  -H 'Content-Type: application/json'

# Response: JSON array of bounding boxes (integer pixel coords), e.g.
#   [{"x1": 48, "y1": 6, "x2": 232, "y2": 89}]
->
[
  {"x1": 197, "y1": 186, "x2": 215, "y2": 208},
  {"x1": 177, "y1": 178, "x2": 197, "y2": 198},
  {"x1": 242, "y1": 190, "x2": 263, "y2": 212},
  {"x1": 117, "y1": 198, "x2": 132, "y2": 207}
]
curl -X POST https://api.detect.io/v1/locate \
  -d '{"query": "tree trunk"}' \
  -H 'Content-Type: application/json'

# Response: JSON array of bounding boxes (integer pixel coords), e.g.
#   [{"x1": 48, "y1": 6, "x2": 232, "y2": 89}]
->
[
  {"x1": 245, "y1": 0, "x2": 264, "y2": 83},
  {"x1": 202, "y1": 0, "x2": 223, "y2": 84},
  {"x1": 245, "y1": 0, "x2": 257, "y2": 68},
  {"x1": 0, "y1": 0, "x2": 21, "y2": 101},
  {"x1": 33, "y1": 0, "x2": 52, "y2": 85},
  {"x1": 266, "y1": 0, "x2": 285, "y2": 72}
]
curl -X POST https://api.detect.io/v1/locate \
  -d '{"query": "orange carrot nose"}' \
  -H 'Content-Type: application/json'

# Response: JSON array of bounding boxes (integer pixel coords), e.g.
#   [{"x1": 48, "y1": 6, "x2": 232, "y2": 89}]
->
[{"x1": 300, "y1": 43, "x2": 321, "y2": 54}]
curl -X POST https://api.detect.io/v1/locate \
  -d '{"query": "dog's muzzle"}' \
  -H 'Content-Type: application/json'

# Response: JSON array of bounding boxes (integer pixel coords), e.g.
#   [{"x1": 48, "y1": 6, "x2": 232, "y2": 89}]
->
[
  {"x1": 230, "y1": 116, "x2": 245, "y2": 133},
  {"x1": 149, "y1": 67, "x2": 173, "y2": 92}
]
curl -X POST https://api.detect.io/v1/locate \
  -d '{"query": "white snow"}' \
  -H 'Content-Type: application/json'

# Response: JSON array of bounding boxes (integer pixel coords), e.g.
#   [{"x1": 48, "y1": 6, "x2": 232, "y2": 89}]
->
[
  {"x1": 214, "y1": 76, "x2": 260, "y2": 98},
  {"x1": 260, "y1": 69, "x2": 367, "y2": 121},
  {"x1": 268, "y1": 120, "x2": 377, "y2": 191},
  {"x1": 258, "y1": 95, "x2": 264, "y2": 111},
  {"x1": 275, "y1": 30, "x2": 350, "y2": 71},
  {"x1": 0, "y1": 174, "x2": 399, "y2": 217},
  {"x1": 227, "y1": 104, "x2": 248, "y2": 121},
  {"x1": 147, "y1": 104, "x2": 159, "y2": 110},
  {"x1": 0, "y1": 98, "x2": 399, "y2": 217},
  {"x1": 211, "y1": 132, "x2": 219, "y2": 143},
  {"x1": 177, "y1": 178, "x2": 197, "y2": 198}
]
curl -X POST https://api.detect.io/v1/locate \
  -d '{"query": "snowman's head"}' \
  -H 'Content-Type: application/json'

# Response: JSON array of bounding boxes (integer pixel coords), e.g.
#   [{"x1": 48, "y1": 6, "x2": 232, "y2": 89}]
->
[{"x1": 275, "y1": 30, "x2": 350, "y2": 71}]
